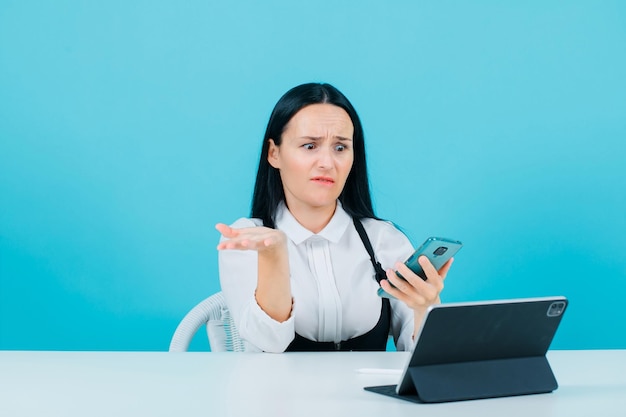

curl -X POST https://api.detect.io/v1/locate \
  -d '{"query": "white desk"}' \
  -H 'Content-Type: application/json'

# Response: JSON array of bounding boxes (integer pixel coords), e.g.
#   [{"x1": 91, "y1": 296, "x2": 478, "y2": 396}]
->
[{"x1": 0, "y1": 350, "x2": 624, "y2": 417}]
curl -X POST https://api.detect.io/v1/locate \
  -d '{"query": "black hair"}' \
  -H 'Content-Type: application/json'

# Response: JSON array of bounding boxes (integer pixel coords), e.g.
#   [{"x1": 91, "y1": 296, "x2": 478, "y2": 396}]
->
[{"x1": 251, "y1": 82, "x2": 378, "y2": 228}]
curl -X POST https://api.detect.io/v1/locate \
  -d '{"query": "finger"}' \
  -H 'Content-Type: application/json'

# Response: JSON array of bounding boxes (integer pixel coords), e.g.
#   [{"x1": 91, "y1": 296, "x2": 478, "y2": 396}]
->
[
  {"x1": 215, "y1": 223, "x2": 238, "y2": 238},
  {"x1": 217, "y1": 239, "x2": 240, "y2": 250},
  {"x1": 218, "y1": 238, "x2": 255, "y2": 251},
  {"x1": 418, "y1": 256, "x2": 441, "y2": 282},
  {"x1": 394, "y1": 262, "x2": 427, "y2": 288},
  {"x1": 218, "y1": 232, "x2": 279, "y2": 251},
  {"x1": 380, "y1": 275, "x2": 410, "y2": 302},
  {"x1": 381, "y1": 274, "x2": 426, "y2": 306},
  {"x1": 437, "y1": 258, "x2": 454, "y2": 280},
  {"x1": 386, "y1": 267, "x2": 425, "y2": 299}
]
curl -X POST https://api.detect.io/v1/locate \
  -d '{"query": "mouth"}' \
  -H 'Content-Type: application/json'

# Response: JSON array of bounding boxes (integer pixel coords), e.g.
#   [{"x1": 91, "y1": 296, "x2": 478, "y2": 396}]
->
[{"x1": 311, "y1": 176, "x2": 335, "y2": 185}]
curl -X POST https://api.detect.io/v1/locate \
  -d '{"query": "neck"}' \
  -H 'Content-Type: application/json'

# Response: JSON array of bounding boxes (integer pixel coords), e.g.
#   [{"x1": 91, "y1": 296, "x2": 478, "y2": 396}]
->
[{"x1": 287, "y1": 201, "x2": 337, "y2": 234}]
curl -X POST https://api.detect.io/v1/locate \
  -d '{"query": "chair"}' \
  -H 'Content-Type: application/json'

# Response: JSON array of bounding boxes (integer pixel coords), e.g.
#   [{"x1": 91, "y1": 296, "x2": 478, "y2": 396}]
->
[{"x1": 169, "y1": 292, "x2": 246, "y2": 352}]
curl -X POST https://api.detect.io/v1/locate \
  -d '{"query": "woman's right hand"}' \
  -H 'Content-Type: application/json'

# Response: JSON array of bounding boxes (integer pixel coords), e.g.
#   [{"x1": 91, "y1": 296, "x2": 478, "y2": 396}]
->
[
  {"x1": 216, "y1": 223, "x2": 287, "y2": 253},
  {"x1": 216, "y1": 222, "x2": 292, "y2": 322}
]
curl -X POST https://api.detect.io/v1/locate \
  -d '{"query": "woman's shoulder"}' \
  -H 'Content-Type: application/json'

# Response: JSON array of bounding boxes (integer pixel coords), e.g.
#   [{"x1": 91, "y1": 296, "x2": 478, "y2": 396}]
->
[
  {"x1": 358, "y1": 217, "x2": 411, "y2": 244},
  {"x1": 357, "y1": 217, "x2": 414, "y2": 260},
  {"x1": 359, "y1": 217, "x2": 402, "y2": 234}
]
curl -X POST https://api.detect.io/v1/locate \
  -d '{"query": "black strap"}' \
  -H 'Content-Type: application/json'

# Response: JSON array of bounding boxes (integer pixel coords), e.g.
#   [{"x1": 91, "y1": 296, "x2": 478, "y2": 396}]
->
[{"x1": 353, "y1": 217, "x2": 387, "y2": 284}]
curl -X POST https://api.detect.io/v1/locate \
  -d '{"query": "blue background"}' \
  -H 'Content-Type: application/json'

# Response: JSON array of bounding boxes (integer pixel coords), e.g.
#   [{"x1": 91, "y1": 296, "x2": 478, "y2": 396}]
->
[{"x1": 1, "y1": 1, "x2": 624, "y2": 351}]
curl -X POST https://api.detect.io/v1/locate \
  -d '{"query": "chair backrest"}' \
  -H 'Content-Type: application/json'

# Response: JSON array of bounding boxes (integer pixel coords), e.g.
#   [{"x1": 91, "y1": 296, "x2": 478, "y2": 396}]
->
[{"x1": 169, "y1": 292, "x2": 246, "y2": 352}]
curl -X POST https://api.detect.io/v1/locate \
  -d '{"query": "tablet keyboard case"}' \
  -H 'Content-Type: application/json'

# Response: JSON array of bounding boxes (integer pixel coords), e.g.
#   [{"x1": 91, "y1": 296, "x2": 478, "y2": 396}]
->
[{"x1": 365, "y1": 297, "x2": 567, "y2": 403}]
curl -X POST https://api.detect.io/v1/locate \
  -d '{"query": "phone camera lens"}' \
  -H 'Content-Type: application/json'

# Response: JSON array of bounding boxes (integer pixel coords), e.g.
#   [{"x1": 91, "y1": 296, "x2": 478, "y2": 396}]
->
[{"x1": 433, "y1": 246, "x2": 448, "y2": 256}]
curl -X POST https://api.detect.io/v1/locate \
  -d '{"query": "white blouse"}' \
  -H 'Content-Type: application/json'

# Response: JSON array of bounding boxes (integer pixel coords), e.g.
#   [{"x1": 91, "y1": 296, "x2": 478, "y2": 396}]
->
[{"x1": 218, "y1": 202, "x2": 416, "y2": 353}]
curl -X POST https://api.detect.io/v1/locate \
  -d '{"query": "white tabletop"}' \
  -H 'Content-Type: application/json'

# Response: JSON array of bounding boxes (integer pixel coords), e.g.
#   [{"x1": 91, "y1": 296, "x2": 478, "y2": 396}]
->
[{"x1": 0, "y1": 350, "x2": 624, "y2": 417}]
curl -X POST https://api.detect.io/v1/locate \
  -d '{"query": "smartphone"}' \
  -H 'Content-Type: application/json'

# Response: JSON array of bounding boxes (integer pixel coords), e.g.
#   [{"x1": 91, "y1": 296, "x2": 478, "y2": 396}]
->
[{"x1": 377, "y1": 237, "x2": 463, "y2": 298}]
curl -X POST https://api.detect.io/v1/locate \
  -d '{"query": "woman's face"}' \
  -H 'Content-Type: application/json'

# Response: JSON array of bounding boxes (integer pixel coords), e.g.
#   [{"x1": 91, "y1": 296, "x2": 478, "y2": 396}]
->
[{"x1": 268, "y1": 103, "x2": 354, "y2": 216}]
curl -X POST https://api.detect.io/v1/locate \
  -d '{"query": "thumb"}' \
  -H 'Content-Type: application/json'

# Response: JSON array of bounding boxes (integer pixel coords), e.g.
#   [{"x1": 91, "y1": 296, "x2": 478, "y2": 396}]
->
[{"x1": 215, "y1": 223, "x2": 238, "y2": 238}]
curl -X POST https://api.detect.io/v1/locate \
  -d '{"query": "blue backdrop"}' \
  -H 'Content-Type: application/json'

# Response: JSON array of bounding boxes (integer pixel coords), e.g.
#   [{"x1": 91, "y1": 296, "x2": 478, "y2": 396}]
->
[{"x1": 1, "y1": 1, "x2": 625, "y2": 351}]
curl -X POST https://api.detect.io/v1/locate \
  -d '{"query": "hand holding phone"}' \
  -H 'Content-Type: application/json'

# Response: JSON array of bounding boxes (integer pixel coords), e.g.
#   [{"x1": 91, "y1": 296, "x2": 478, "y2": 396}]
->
[{"x1": 377, "y1": 237, "x2": 462, "y2": 299}]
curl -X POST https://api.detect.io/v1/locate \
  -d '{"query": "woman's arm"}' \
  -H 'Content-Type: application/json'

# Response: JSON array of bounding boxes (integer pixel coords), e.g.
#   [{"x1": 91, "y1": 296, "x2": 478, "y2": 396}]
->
[{"x1": 216, "y1": 223, "x2": 292, "y2": 322}]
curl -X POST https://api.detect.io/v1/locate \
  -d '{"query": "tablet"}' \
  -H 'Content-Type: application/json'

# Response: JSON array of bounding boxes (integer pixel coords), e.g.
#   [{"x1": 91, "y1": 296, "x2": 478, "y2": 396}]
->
[{"x1": 365, "y1": 296, "x2": 568, "y2": 403}]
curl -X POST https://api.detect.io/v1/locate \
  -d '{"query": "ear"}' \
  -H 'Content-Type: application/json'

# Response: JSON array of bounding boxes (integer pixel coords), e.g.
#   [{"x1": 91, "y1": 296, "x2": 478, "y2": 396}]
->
[{"x1": 267, "y1": 139, "x2": 280, "y2": 169}]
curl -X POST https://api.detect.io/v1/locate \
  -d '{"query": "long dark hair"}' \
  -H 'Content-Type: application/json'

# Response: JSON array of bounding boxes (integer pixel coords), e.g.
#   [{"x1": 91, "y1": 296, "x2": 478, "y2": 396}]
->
[{"x1": 251, "y1": 82, "x2": 378, "y2": 228}]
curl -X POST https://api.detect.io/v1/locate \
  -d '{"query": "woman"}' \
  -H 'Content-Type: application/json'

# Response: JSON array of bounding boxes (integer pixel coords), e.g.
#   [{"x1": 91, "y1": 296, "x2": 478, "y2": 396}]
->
[{"x1": 216, "y1": 82, "x2": 453, "y2": 352}]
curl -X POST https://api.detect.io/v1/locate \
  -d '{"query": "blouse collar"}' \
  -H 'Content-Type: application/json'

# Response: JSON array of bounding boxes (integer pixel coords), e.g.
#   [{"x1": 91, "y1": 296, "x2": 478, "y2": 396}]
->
[{"x1": 275, "y1": 200, "x2": 351, "y2": 245}]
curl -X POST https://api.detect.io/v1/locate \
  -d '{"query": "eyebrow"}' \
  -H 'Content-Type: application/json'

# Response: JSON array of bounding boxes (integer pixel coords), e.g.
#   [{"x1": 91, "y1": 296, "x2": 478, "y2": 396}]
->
[{"x1": 300, "y1": 136, "x2": 353, "y2": 142}]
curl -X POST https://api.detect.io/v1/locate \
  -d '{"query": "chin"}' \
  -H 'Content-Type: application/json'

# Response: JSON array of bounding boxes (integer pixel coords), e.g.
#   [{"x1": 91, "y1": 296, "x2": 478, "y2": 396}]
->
[{"x1": 309, "y1": 199, "x2": 340, "y2": 209}]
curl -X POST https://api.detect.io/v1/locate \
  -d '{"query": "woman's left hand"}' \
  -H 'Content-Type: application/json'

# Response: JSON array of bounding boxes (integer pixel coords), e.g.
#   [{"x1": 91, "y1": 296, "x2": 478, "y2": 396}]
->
[{"x1": 380, "y1": 256, "x2": 453, "y2": 312}]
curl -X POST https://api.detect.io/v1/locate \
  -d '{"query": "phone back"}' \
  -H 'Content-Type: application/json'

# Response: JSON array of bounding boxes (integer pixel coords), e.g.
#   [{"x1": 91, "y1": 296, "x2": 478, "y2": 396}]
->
[{"x1": 404, "y1": 237, "x2": 463, "y2": 280}]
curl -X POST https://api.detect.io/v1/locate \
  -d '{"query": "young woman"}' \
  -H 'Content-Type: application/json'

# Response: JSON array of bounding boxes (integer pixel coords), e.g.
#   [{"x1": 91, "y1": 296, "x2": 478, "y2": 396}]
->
[{"x1": 216, "y1": 83, "x2": 454, "y2": 352}]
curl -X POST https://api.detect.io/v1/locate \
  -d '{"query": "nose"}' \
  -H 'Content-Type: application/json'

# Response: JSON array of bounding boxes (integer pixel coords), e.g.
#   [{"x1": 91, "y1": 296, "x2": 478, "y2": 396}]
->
[{"x1": 317, "y1": 145, "x2": 334, "y2": 170}]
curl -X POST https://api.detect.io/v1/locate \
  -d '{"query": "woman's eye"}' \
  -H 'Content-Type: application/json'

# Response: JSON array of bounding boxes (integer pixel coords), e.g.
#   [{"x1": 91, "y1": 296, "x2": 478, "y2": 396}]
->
[
  {"x1": 335, "y1": 144, "x2": 346, "y2": 152},
  {"x1": 303, "y1": 143, "x2": 315, "y2": 150}
]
